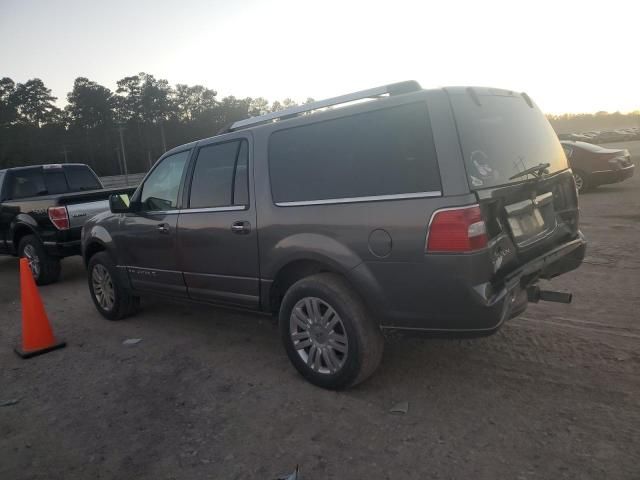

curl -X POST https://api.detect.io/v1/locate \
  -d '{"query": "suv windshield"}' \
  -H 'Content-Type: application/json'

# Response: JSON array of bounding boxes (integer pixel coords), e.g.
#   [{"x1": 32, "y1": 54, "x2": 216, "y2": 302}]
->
[{"x1": 449, "y1": 89, "x2": 567, "y2": 189}]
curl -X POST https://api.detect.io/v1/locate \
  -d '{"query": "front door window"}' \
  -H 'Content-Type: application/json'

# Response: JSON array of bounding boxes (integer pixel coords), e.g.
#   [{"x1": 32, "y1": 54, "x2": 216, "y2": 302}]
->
[{"x1": 140, "y1": 151, "x2": 190, "y2": 211}]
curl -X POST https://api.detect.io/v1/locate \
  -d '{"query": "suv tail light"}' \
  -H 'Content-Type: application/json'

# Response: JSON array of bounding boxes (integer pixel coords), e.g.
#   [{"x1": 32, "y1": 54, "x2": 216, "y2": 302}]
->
[
  {"x1": 48, "y1": 206, "x2": 70, "y2": 230},
  {"x1": 426, "y1": 205, "x2": 488, "y2": 253}
]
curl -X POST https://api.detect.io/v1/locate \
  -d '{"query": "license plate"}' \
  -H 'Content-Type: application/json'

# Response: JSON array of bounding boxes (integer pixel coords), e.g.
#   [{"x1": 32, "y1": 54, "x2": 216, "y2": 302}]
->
[{"x1": 505, "y1": 192, "x2": 556, "y2": 246}]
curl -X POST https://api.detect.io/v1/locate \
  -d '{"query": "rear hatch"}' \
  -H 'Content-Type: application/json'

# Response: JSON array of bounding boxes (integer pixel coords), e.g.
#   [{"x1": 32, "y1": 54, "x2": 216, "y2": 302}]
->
[{"x1": 447, "y1": 88, "x2": 580, "y2": 276}]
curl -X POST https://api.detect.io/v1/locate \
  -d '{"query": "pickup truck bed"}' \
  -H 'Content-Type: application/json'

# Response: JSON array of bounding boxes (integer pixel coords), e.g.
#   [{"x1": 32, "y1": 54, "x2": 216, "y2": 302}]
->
[{"x1": 0, "y1": 164, "x2": 135, "y2": 284}]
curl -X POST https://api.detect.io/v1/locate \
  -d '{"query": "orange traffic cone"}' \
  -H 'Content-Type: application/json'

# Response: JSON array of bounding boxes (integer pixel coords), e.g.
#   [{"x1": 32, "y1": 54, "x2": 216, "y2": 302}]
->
[{"x1": 14, "y1": 258, "x2": 66, "y2": 358}]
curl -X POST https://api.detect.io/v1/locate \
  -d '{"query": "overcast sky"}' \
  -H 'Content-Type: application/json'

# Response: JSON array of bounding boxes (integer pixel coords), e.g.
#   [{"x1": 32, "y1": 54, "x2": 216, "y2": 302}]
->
[{"x1": 1, "y1": 0, "x2": 638, "y2": 114}]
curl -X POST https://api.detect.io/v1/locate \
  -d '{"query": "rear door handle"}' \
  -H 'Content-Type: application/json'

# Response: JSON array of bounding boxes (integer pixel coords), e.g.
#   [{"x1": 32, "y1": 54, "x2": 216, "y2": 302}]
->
[
  {"x1": 157, "y1": 223, "x2": 170, "y2": 234},
  {"x1": 231, "y1": 221, "x2": 251, "y2": 234}
]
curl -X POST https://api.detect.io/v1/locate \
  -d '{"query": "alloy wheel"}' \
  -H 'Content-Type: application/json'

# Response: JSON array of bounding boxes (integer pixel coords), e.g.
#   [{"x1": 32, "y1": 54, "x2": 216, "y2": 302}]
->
[
  {"x1": 289, "y1": 297, "x2": 349, "y2": 374},
  {"x1": 92, "y1": 264, "x2": 115, "y2": 311},
  {"x1": 23, "y1": 244, "x2": 41, "y2": 279}
]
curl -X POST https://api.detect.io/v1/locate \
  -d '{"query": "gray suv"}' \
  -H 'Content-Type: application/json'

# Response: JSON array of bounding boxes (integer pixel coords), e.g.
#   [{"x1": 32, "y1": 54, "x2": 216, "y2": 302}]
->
[{"x1": 82, "y1": 81, "x2": 586, "y2": 389}]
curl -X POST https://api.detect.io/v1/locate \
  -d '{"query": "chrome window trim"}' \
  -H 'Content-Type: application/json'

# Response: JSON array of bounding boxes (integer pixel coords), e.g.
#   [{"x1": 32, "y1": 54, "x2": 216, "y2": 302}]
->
[
  {"x1": 140, "y1": 209, "x2": 180, "y2": 215},
  {"x1": 180, "y1": 205, "x2": 246, "y2": 214},
  {"x1": 275, "y1": 191, "x2": 441, "y2": 207},
  {"x1": 143, "y1": 205, "x2": 246, "y2": 215}
]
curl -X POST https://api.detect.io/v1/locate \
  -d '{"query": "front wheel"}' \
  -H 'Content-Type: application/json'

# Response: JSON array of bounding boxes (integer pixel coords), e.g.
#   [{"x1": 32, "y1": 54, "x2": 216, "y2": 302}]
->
[
  {"x1": 279, "y1": 273, "x2": 384, "y2": 389},
  {"x1": 87, "y1": 252, "x2": 139, "y2": 320},
  {"x1": 19, "y1": 235, "x2": 61, "y2": 285}
]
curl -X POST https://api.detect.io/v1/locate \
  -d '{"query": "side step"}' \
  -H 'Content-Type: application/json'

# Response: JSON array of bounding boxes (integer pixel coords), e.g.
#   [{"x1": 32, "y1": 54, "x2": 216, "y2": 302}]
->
[{"x1": 527, "y1": 286, "x2": 572, "y2": 304}]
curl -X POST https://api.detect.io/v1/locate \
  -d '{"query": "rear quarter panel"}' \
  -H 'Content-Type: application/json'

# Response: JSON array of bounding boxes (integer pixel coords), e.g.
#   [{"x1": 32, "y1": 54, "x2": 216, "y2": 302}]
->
[{"x1": 252, "y1": 90, "x2": 480, "y2": 326}]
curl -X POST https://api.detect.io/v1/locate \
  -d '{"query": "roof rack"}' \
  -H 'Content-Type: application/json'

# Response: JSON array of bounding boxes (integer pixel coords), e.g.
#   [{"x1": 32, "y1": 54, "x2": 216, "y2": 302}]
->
[{"x1": 227, "y1": 80, "x2": 422, "y2": 132}]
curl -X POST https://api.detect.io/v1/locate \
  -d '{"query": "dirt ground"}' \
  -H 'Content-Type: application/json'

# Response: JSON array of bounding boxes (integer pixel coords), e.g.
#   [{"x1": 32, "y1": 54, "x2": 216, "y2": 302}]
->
[{"x1": 1, "y1": 142, "x2": 639, "y2": 480}]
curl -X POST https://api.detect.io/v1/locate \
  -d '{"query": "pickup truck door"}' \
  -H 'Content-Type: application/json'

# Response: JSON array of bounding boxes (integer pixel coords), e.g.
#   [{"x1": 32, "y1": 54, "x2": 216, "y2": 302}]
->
[
  {"x1": 117, "y1": 150, "x2": 191, "y2": 297},
  {"x1": 177, "y1": 136, "x2": 260, "y2": 308}
]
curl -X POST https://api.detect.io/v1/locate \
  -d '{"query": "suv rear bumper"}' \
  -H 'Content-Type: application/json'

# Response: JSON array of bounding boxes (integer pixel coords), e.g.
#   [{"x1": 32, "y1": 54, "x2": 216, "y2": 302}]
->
[
  {"x1": 591, "y1": 164, "x2": 635, "y2": 186},
  {"x1": 352, "y1": 232, "x2": 586, "y2": 334}
]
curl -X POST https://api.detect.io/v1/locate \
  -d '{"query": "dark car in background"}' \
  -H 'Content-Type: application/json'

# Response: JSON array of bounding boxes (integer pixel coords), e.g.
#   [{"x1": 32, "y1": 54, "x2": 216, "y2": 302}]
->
[
  {"x1": 596, "y1": 130, "x2": 637, "y2": 143},
  {"x1": 558, "y1": 132, "x2": 593, "y2": 143},
  {"x1": 561, "y1": 141, "x2": 635, "y2": 192},
  {"x1": 0, "y1": 164, "x2": 134, "y2": 284}
]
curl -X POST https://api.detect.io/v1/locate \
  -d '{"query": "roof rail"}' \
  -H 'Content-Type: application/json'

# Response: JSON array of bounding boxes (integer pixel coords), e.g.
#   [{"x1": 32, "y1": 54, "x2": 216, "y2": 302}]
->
[{"x1": 227, "y1": 80, "x2": 422, "y2": 132}]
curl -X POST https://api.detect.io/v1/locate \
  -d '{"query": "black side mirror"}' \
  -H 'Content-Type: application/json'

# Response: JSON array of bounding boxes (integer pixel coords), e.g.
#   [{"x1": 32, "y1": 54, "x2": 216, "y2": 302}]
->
[{"x1": 109, "y1": 193, "x2": 132, "y2": 213}]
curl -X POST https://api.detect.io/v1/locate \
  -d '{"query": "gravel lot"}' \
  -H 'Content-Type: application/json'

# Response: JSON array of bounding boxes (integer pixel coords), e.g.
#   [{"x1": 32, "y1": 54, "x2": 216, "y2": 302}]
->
[{"x1": 1, "y1": 142, "x2": 639, "y2": 480}]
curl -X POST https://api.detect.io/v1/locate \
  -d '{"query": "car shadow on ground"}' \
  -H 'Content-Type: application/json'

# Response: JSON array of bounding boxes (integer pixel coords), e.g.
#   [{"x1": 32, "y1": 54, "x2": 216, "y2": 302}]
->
[
  {"x1": 583, "y1": 183, "x2": 635, "y2": 195},
  {"x1": 122, "y1": 293, "x2": 513, "y2": 396}
]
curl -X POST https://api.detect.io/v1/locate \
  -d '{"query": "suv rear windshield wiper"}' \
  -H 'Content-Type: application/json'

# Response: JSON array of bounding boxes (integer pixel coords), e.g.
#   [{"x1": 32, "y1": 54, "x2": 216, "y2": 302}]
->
[{"x1": 509, "y1": 162, "x2": 550, "y2": 181}]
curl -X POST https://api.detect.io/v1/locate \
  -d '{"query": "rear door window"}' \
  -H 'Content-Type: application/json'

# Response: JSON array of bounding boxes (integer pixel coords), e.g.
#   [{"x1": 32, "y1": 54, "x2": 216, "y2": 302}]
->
[
  {"x1": 188, "y1": 139, "x2": 249, "y2": 208},
  {"x1": 8, "y1": 168, "x2": 46, "y2": 199},
  {"x1": 64, "y1": 165, "x2": 102, "y2": 191},
  {"x1": 268, "y1": 102, "x2": 441, "y2": 204},
  {"x1": 44, "y1": 171, "x2": 69, "y2": 194}
]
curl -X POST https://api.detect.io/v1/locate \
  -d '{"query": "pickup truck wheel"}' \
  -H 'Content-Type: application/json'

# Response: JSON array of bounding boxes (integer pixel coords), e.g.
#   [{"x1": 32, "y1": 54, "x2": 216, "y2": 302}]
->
[
  {"x1": 279, "y1": 273, "x2": 384, "y2": 390},
  {"x1": 88, "y1": 252, "x2": 139, "y2": 320},
  {"x1": 18, "y1": 235, "x2": 61, "y2": 285}
]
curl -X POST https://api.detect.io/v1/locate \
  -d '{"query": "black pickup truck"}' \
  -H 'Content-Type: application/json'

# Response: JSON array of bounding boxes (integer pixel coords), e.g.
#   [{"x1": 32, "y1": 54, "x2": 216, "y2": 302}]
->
[{"x1": 0, "y1": 164, "x2": 134, "y2": 284}]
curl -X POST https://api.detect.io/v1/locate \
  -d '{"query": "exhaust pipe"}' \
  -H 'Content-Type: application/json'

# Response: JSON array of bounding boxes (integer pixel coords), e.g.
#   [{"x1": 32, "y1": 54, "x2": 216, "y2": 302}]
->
[{"x1": 527, "y1": 286, "x2": 572, "y2": 304}]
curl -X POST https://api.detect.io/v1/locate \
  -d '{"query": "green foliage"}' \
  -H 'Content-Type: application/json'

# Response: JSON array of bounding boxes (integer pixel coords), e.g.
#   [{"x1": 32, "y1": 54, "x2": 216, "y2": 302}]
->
[
  {"x1": 175, "y1": 84, "x2": 218, "y2": 121},
  {"x1": 66, "y1": 77, "x2": 115, "y2": 128},
  {"x1": 0, "y1": 77, "x2": 18, "y2": 126},
  {"x1": 0, "y1": 73, "x2": 313, "y2": 173},
  {"x1": 12, "y1": 79, "x2": 61, "y2": 127}
]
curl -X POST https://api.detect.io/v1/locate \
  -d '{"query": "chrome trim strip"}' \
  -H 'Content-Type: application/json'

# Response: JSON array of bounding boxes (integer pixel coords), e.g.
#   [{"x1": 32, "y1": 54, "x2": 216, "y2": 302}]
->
[
  {"x1": 179, "y1": 205, "x2": 246, "y2": 214},
  {"x1": 275, "y1": 191, "x2": 441, "y2": 207},
  {"x1": 43, "y1": 240, "x2": 81, "y2": 246},
  {"x1": 145, "y1": 210, "x2": 180, "y2": 215},
  {"x1": 144, "y1": 206, "x2": 246, "y2": 214}
]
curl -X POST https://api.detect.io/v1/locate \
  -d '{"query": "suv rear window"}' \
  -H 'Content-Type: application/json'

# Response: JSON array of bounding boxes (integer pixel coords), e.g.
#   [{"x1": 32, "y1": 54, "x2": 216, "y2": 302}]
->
[
  {"x1": 449, "y1": 90, "x2": 567, "y2": 189},
  {"x1": 269, "y1": 102, "x2": 441, "y2": 204}
]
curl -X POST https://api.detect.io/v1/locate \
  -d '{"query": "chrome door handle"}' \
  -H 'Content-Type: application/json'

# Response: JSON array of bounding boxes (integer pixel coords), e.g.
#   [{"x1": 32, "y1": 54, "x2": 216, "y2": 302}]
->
[
  {"x1": 231, "y1": 221, "x2": 251, "y2": 234},
  {"x1": 157, "y1": 223, "x2": 169, "y2": 234}
]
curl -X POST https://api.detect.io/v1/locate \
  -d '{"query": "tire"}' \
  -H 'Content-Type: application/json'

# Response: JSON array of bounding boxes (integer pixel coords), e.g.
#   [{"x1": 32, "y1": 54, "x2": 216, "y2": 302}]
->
[
  {"x1": 573, "y1": 170, "x2": 590, "y2": 193},
  {"x1": 87, "y1": 251, "x2": 139, "y2": 320},
  {"x1": 279, "y1": 273, "x2": 384, "y2": 390},
  {"x1": 18, "y1": 235, "x2": 61, "y2": 285}
]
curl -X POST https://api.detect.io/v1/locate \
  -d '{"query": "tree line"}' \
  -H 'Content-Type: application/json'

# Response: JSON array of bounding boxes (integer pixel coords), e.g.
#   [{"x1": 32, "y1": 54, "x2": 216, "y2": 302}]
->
[
  {"x1": 547, "y1": 111, "x2": 640, "y2": 135},
  {"x1": 1, "y1": 74, "x2": 638, "y2": 175},
  {"x1": 0, "y1": 73, "x2": 313, "y2": 175}
]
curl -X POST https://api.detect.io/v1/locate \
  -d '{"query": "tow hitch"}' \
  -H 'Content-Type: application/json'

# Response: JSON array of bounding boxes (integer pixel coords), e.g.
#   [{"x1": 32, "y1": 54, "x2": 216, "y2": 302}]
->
[{"x1": 527, "y1": 285, "x2": 572, "y2": 304}]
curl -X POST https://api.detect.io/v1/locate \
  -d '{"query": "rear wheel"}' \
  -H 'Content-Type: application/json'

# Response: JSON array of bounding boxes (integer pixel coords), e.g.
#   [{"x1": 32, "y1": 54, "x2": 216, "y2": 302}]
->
[
  {"x1": 88, "y1": 252, "x2": 139, "y2": 320},
  {"x1": 279, "y1": 273, "x2": 384, "y2": 389},
  {"x1": 18, "y1": 235, "x2": 61, "y2": 285},
  {"x1": 573, "y1": 170, "x2": 590, "y2": 193}
]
